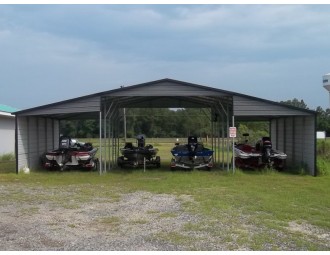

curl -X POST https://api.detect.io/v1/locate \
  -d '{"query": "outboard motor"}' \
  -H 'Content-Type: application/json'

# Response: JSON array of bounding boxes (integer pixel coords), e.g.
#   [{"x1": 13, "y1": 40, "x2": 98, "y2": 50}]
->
[
  {"x1": 187, "y1": 136, "x2": 198, "y2": 156},
  {"x1": 261, "y1": 137, "x2": 272, "y2": 163},
  {"x1": 58, "y1": 136, "x2": 72, "y2": 167},
  {"x1": 59, "y1": 136, "x2": 72, "y2": 149},
  {"x1": 137, "y1": 134, "x2": 146, "y2": 148}
]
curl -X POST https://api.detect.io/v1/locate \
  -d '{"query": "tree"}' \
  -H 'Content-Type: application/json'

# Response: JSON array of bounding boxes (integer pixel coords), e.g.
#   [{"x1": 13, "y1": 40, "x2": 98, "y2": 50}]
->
[
  {"x1": 280, "y1": 98, "x2": 309, "y2": 109},
  {"x1": 236, "y1": 122, "x2": 269, "y2": 144},
  {"x1": 60, "y1": 119, "x2": 99, "y2": 138},
  {"x1": 280, "y1": 99, "x2": 330, "y2": 134},
  {"x1": 316, "y1": 106, "x2": 330, "y2": 134}
]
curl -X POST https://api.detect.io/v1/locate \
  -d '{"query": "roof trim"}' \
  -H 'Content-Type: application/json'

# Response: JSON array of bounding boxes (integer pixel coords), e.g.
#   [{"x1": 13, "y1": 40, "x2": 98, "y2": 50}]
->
[{"x1": 0, "y1": 111, "x2": 15, "y2": 117}]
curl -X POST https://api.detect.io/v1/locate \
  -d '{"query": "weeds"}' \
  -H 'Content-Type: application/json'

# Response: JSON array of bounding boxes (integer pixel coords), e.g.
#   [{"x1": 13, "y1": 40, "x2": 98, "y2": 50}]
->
[
  {"x1": 99, "y1": 216, "x2": 121, "y2": 227},
  {"x1": 0, "y1": 152, "x2": 15, "y2": 173},
  {"x1": 0, "y1": 152, "x2": 15, "y2": 161}
]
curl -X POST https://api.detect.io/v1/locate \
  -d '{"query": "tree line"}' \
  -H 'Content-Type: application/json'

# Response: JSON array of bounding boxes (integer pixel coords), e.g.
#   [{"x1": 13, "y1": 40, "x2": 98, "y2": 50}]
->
[
  {"x1": 59, "y1": 99, "x2": 330, "y2": 138},
  {"x1": 280, "y1": 98, "x2": 330, "y2": 136},
  {"x1": 60, "y1": 108, "x2": 213, "y2": 139}
]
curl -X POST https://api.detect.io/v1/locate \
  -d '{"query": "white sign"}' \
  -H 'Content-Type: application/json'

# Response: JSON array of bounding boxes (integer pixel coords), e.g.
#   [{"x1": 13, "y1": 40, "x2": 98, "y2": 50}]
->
[
  {"x1": 229, "y1": 127, "x2": 236, "y2": 138},
  {"x1": 317, "y1": 131, "x2": 326, "y2": 139}
]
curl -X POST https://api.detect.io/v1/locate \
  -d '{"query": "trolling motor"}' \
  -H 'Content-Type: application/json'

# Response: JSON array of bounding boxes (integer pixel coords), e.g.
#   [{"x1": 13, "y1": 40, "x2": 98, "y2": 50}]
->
[
  {"x1": 187, "y1": 136, "x2": 199, "y2": 159},
  {"x1": 137, "y1": 134, "x2": 146, "y2": 148}
]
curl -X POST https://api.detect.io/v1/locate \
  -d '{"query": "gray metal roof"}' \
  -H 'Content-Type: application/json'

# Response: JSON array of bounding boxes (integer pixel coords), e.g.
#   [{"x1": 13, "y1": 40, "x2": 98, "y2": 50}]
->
[{"x1": 13, "y1": 78, "x2": 316, "y2": 120}]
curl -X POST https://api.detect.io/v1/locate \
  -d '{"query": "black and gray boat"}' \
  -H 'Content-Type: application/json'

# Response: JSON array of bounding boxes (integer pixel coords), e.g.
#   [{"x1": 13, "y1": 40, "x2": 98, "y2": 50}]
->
[{"x1": 117, "y1": 134, "x2": 160, "y2": 168}]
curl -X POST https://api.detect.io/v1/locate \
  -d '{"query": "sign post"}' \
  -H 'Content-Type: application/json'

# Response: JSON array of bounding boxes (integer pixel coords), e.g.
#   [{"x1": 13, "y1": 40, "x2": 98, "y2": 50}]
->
[{"x1": 229, "y1": 116, "x2": 236, "y2": 173}]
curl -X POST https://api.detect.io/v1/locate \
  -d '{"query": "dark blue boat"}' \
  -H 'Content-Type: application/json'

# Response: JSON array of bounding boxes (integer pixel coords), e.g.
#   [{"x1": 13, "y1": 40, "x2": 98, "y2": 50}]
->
[{"x1": 170, "y1": 136, "x2": 214, "y2": 170}]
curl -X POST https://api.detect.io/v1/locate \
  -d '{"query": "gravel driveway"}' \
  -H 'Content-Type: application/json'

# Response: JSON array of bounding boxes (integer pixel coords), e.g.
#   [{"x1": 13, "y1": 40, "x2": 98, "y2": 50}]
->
[
  {"x1": 0, "y1": 183, "x2": 216, "y2": 251},
  {"x1": 1, "y1": 183, "x2": 329, "y2": 251}
]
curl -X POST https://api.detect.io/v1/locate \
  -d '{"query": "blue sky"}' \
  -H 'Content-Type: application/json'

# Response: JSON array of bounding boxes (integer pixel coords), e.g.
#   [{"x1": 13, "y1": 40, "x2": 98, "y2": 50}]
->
[{"x1": 1, "y1": 5, "x2": 330, "y2": 110}]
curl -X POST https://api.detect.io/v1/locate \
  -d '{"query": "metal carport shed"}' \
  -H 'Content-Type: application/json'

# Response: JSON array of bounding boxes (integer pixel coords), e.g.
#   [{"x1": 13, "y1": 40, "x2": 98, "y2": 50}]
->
[{"x1": 13, "y1": 78, "x2": 317, "y2": 176}]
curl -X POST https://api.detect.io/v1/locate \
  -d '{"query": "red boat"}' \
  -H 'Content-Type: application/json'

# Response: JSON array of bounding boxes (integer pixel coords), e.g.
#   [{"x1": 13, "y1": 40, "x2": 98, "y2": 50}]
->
[
  {"x1": 42, "y1": 136, "x2": 99, "y2": 171},
  {"x1": 234, "y1": 135, "x2": 287, "y2": 170}
]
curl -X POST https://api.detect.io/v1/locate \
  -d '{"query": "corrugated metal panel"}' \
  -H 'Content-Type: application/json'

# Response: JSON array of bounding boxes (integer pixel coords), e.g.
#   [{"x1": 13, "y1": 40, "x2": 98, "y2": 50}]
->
[
  {"x1": 38, "y1": 118, "x2": 46, "y2": 155},
  {"x1": 284, "y1": 118, "x2": 294, "y2": 165},
  {"x1": 271, "y1": 116, "x2": 315, "y2": 175},
  {"x1": 272, "y1": 118, "x2": 292, "y2": 164},
  {"x1": 270, "y1": 119, "x2": 276, "y2": 146},
  {"x1": 28, "y1": 117, "x2": 39, "y2": 168},
  {"x1": 302, "y1": 116, "x2": 316, "y2": 175},
  {"x1": 234, "y1": 96, "x2": 312, "y2": 116},
  {"x1": 17, "y1": 96, "x2": 100, "y2": 116},
  {"x1": 54, "y1": 120, "x2": 60, "y2": 149},
  {"x1": 46, "y1": 118, "x2": 56, "y2": 150},
  {"x1": 106, "y1": 81, "x2": 229, "y2": 97},
  {"x1": 119, "y1": 96, "x2": 214, "y2": 108},
  {"x1": 17, "y1": 116, "x2": 28, "y2": 170},
  {"x1": 17, "y1": 116, "x2": 59, "y2": 170},
  {"x1": 294, "y1": 117, "x2": 303, "y2": 162},
  {"x1": 277, "y1": 118, "x2": 285, "y2": 151}
]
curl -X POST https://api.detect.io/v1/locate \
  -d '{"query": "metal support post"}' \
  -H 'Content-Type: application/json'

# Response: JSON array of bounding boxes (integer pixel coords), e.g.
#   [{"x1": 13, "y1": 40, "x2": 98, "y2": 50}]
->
[
  {"x1": 232, "y1": 115, "x2": 235, "y2": 174},
  {"x1": 99, "y1": 111, "x2": 102, "y2": 175}
]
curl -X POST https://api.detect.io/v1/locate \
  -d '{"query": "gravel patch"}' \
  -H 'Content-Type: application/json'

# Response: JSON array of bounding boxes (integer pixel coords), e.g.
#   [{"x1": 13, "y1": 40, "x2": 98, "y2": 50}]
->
[{"x1": 0, "y1": 185, "x2": 203, "y2": 251}]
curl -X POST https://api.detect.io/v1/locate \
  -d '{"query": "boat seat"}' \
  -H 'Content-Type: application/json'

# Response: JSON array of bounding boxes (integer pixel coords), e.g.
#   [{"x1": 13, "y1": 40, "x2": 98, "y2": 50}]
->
[
  {"x1": 240, "y1": 144, "x2": 254, "y2": 153},
  {"x1": 124, "y1": 142, "x2": 134, "y2": 149}
]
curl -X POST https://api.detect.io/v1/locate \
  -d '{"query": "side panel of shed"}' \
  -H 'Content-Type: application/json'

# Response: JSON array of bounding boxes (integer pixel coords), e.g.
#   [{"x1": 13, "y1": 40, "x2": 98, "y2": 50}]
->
[
  {"x1": 298, "y1": 116, "x2": 316, "y2": 175},
  {"x1": 285, "y1": 118, "x2": 294, "y2": 166},
  {"x1": 271, "y1": 116, "x2": 315, "y2": 175},
  {"x1": 16, "y1": 116, "x2": 59, "y2": 172},
  {"x1": 271, "y1": 117, "x2": 295, "y2": 167},
  {"x1": 28, "y1": 117, "x2": 39, "y2": 168},
  {"x1": 16, "y1": 116, "x2": 28, "y2": 171}
]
